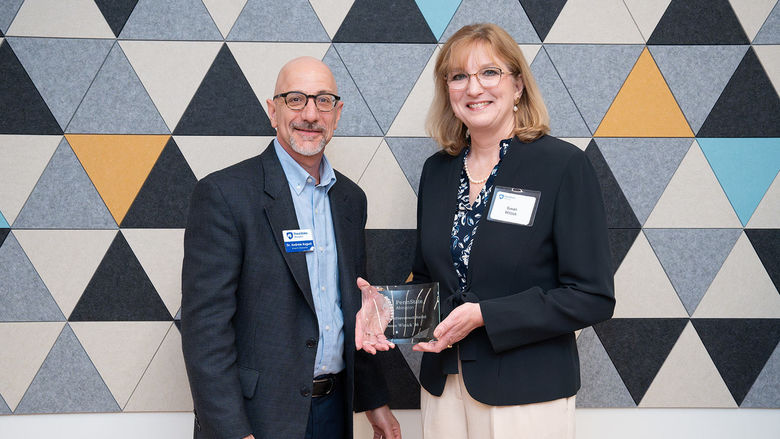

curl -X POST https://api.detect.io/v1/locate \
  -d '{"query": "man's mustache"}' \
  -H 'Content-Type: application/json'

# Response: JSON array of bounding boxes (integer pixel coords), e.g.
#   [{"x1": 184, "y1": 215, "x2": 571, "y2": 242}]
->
[{"x1": 291, "y1": 122, "x2": 325, "y2": 132}]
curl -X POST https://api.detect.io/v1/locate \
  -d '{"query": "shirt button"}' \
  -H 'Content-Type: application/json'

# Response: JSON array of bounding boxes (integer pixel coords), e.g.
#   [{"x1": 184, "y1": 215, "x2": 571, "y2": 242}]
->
[
  {"x1": 321, "y1": 286, "x2": 325, "y2": 291},
  {"x1": 325, "y1": 325, "x2": 330, "y2": 331},
  {"x1": 321, "y1": 365, "x2": 327, "y2": 371},
  {"x1": 306, "y1": 338, "x2": 316, "y2": 348},
  {"x1": 301, "y1": 387, "x2": 311, "y2": 397}
]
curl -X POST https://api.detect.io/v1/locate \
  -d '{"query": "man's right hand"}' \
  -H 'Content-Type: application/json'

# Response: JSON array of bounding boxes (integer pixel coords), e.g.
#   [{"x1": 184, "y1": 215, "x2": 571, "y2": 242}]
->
[
  {"x1": 242, "y1": 435, "x2": 255, "y2": 439},
  {"x1": 355, "y1": 277, "x2": 395, "y2": 354}
]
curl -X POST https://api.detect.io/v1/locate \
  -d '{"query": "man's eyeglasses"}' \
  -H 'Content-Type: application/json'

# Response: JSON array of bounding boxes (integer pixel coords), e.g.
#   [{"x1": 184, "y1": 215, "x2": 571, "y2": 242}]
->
[
  {"x1": 273, "y1": 91, "x2": 341, "y2": 112},
  {"x1": 446, "y1": 67, "x2": 513, "y2": 90}
]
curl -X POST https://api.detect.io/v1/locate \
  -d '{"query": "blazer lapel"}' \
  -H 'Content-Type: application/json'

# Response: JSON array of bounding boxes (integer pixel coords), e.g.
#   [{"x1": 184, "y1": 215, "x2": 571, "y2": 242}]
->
[
  {"x1": 260, "y1": 144, "x2": 315, "y2": 311},
  {"x1": 328, "y1": 180, "x2": 357, "y2": 324}
]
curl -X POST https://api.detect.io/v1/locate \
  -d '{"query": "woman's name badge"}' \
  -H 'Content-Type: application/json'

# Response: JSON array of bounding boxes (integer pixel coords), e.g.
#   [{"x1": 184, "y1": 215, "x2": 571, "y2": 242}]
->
[
  {"x1": 283, "y1": 229, "x2": 315, "y2": 252},
  {"x1": 487, "y1": 186, "x2": 541, "y2": 227}
]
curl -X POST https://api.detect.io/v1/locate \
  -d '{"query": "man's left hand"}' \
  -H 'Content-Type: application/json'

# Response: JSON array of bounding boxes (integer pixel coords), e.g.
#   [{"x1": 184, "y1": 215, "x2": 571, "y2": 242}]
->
[{"x1": 365, "y1": 404, "x2": 401, "y2": 439}]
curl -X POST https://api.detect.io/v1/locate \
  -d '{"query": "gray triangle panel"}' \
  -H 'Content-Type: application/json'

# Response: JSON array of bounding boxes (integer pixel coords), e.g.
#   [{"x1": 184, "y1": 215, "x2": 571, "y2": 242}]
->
[
  {"x1": 649, "y1": 45, "x2": 748, "y2": 133},
  {"x1": 692, "y1": 319, "x2": 780, "y2": 405},
  {"x1": 385, "y1": 137, "x2": 441, "y2": 195},
  {"x1": 753, "y1": 2, "x2": 780, "y2": 44},
  {"x1": 440, "y1": 0, "x2": 540, "y2": 44},
  {"x1": 0, "y1": 392, "x2": 10, "y2": 414},
  {"x1": 66, "y1": 42, "x2": 169, "y2": 134},
  {"x1": 333, "y1": 0, "x2": 436, "y2": 43},
  {"x1": 322, "y1": 45, "x2": 383, "y2": 136},
  {"x1": 13, "y1": 138, "x2": 117, "y2": 229},
  {"x1": 0, "y1": 0, "x2": 23, "y2": 34},
  {"x1": 597, "y1": 138, "x2": 691, "y2": 225},
  {"x1": 576, "y1": 327, "x2": 635, "y2": 407},
  {"x1": 334, "y1": 43, "x2": 435, "y2": 133},
  {"x1": 119, "y1": 0, "x2": 221, "y2": 40},
  {"x1": 594, "y1": 318, "x2": 688, "y2": 404},
  {"x1": 644, "y1": 229, "x2": 741, "y2": 315},
  {"x1": 6, "y1": 37, "x2": 114, "y2": 130},
  {"x1": 531, "y1": 47, "x2": 591, "y2": 137},
  {"x1": 69, "y1": 232, "x2": 172, "y2": 321},
  {"x1": 374, "y1": 347, "x2": 421, "y2": 409},
  {"x1": 545, "y1": 44, "x2": 644, "y2": 133},
  {"x1": 0, "y1": 233, "x2": 65, "y2": 321},
  {"x1": 647, "y1": 0, "x2": 749, "y2": 44},
  {"x1": 0, "y1": 40, "x2": 60, "y2": 134},
  {"x1": 697, "y1": 48, "x2": 780, "y2": 137},
  {"x1": 585, "y1": 140, "x2": 640, "y2": 229},
  {"x1": 742, "y1": 339, "x2": 780, "y2": 407},
  {"x1": 14, "y1": 325, "x2": 120, "y2": 414},
  {"x1": 227, "y1": 0, "x2": 329, "y2": 42}
]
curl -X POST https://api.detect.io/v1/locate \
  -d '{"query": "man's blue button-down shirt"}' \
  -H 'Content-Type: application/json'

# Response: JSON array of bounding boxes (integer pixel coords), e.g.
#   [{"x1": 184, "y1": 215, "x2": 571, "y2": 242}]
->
[{"x1": 274, "y1": 139, "x2": 345, "y2": 377}]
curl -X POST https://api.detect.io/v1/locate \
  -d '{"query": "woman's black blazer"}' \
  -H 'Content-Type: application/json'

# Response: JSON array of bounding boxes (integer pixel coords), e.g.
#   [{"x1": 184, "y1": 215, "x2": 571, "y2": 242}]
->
[{"x1": 413, "y1": 135, "x2": 615, "y2": 406}]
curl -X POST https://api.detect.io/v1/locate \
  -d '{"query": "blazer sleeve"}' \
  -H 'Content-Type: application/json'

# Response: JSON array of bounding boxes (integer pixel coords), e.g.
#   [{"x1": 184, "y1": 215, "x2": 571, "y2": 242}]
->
[
  {"x1": 352, "y1": 189, "x2": 391, "y2": 412},
  {"x1": 480, "y1": 151, "x2": 615, "y2": 353},
  {"x1": 181, "y1": 177, "x2": 252, "y2": 439}
]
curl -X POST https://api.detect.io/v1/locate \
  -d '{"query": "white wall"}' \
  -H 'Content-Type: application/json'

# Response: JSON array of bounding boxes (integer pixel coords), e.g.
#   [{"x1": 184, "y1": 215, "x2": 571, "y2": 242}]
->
[{"x1": 1, "y1": 409, "x2": 779, "y2": 438}]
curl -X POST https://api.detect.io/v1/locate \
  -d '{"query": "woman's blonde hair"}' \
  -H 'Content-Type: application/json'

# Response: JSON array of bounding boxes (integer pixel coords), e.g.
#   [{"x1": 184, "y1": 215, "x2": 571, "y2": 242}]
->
[{"x1": 426, "y1": 23, "x2": 550, "y2": 155}]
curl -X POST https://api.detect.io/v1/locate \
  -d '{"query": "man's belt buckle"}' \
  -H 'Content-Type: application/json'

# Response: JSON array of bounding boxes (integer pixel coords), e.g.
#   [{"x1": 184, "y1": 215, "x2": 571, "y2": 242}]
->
[{"x1": 312, "y1": 375, "x2": 335, "y2": 398}]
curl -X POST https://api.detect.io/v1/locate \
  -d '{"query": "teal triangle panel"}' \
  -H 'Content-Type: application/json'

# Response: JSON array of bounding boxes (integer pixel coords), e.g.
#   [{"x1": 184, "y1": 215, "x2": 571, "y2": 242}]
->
[
  {"x1": 647, "y1": 0, "x2": 749, "y2": 44},
  {"x1": 333, "y1": 0, "x2": 436, "y2": 43},
  {"x1": 69, "y1": 232, "x2": 172, "y2": 321},
  {"x1": 174, "y1": 44, "x2": 274, "y2": 135},
  {"x1": 415, "y1": 0, "x2": 461, "y2": 40},
  {"x1": 0, "y1": 40, "x2": 61, "y2": 134},
  {"x1": 699, "y1": 138, "x2": 780, "y2": 226},
  {"x1": 13, "y1": 138, "x2": 117, "y2": 229},
  {"x1": 6, "y1": 37, "x2": 114, "y2": 130},
  {"x1": 227, "y1": 0, "x2": 329, "y2": 42},
  {"x1": 119, "y1": 0, "x2": 222, "y2": 40},
  {"x1": 14, "y1": 325, "x2": 120, "y2": 414},
  {"x1": 697, "y1": 48, "x2": 780, "y2": 137},
  {"x1": 66, "y1": 42, "x2": 169, "y2": 134},
  {"x1": 0, "y1": 209, "x2": 8, "y2": 228}
]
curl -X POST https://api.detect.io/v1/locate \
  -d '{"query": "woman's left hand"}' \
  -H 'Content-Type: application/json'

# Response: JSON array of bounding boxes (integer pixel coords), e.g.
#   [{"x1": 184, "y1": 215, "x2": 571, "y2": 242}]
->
[{"x1": 413, "y1": 302, "x2": 484, "y2": 353}]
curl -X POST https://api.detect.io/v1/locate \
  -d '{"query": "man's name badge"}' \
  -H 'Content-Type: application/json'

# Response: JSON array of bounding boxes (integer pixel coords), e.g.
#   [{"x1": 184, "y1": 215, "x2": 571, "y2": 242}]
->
[
  {"x1": 487, "y1": 186, "x2": 541, "y2": 227},
  {"x1": 283, "y1": 229, "x2": 315, "y2": 252}
]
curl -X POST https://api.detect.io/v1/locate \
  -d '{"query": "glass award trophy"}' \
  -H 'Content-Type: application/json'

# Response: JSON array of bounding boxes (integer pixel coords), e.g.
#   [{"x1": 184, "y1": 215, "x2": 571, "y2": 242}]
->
[{"x1": 360, "y1": 282, "x2": 440, "y2": 343}]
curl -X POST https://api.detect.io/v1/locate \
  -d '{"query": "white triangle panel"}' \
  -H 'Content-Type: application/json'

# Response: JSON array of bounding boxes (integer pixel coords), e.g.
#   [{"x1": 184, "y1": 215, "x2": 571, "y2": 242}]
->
[
  {"x1": 325, "y1": 137, "x2": 383, "y2": 183},
  {"x1": 358, "y1": 140, "x2": 417, "y2": 229},
  {"x1": 176, "y1": 136, "x2": 271, "y2": 180}
]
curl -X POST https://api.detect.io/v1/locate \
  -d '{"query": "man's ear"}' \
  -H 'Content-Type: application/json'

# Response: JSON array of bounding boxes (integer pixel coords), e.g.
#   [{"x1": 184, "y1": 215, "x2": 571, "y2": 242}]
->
[{"x1": 266, "y1": 98, "x2": 278, "y2": 129}]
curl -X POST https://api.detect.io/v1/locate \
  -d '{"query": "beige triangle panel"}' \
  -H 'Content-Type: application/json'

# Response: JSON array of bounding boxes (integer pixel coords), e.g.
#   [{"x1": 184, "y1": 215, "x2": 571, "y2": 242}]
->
[
  {"x1": 613, "y1": 231, "x2": 688, "y2": 318},
  {"x1": 120, "y1": 41, "x2": 223, "y2": 132},
  {"x1": 70, "y1": 322, "x2": 170, "y2": 408},
  {"x1": 13, "y1": 230, "x2": 117, "y2": 319},
  {"x1": 0, "y1": 322, "x2": 65, "y2": 411},
  {"x1": 754, "y1": 45, "x2": 780, "y2": 96},
  {"x1": 0, "y1": 135, "x2": 61, "y2": 225},
  {"x1": 358, "y1": 140, "x2": 418, "y2": 229},
  {"x1": 176, "y1": 136, "x2": 272, "y2": 181},
  {"x1": 7, "y1": 0, "x2": 114, "y2": 38},
  {"x1": 640, "y1": 322, "x2": 737, "y2": 407},
  {"x1": 326, "y1": 137, "x2": 384, "y2": 183},
  {"x1": 694, "y1": 233, "x2": 780, "y2": 318},
  {"x1": 124, "y1": 324, "x2": 193, "y2": 412},
  {"x1": 559, "y1": 138, "x2": 591, "y2": 151},
  {"x1": 309, "y1": 0, "x2": 355, "y2": 39},
  {"x1": 202, "y1": 0, "x2": 247, "y2": 38},
  {"x1": 729, "y1": 0, "x2": 778, "y2": 41},
  {"x1": 622, "y1": 0, "x2": 672, "y2": 41},
  {"x1": 747, "y1": 172, "x2": 780, "y2": 228},
  {"x1": 645, "y1": 140, "x2": 742, "y2": 228},
  {"x1": 122, "y1": 229, "x2": 185, "y2": 317},
  {"x1": 545, "y1": 0, "x2": 645, "y2": 43}
]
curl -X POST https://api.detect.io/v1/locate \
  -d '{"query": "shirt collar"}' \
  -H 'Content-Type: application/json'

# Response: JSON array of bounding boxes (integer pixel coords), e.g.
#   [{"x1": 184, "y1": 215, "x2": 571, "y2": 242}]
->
[{"x1": 273, "y1": 138, "x2": 337, "y2": 195}]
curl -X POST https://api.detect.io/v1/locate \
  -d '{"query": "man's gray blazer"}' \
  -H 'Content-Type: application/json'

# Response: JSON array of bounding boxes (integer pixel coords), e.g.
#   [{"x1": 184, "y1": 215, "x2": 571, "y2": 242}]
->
[{"x1": 181, "y1": 142, "x2": 388, "y2": 439}]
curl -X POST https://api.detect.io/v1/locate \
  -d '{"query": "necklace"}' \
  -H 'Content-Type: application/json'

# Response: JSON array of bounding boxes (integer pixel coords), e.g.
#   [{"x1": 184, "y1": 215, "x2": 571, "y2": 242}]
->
[{"x1": 464, "y1": 155, "x2": 490, "y2": 184}]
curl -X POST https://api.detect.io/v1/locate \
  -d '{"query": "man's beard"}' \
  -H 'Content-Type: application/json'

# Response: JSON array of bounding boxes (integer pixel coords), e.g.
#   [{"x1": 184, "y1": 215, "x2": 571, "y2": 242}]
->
[{"x1": 289, "y1": 122, "x2": 327, "y2": 156}]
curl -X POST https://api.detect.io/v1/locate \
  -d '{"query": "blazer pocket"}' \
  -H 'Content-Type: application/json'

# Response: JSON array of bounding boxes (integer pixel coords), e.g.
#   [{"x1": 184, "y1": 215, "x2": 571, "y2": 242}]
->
[{"x1": 238, "y1": 365, "x2": 260, "y2": 399}]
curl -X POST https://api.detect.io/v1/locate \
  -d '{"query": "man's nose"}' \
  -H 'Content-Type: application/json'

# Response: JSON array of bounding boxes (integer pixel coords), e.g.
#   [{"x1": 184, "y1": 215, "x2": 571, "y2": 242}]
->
[{"x1": 300, "y1": 97, "x2": 319, "y2": 120}]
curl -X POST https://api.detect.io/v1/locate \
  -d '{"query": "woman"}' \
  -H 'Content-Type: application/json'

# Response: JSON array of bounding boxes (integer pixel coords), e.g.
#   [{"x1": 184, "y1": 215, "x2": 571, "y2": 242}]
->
[{"x1": 406, "y1": 23, "x2": 615, "y2": 438}]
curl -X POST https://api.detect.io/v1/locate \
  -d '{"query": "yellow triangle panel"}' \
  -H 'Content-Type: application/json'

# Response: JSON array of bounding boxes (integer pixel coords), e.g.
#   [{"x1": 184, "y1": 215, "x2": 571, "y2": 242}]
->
[
  {"x1": 66, "y1": 135, "x2": 169, "y2": 224},
  {"x1": 595, "y1": 48, "x2": 693, "y2": 137}
]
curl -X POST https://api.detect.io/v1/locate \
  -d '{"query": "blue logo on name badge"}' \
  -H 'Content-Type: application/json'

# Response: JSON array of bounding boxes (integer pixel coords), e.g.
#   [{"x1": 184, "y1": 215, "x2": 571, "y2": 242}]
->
[
  {"x1": 286, "y1": 232, "x2": 293, "y2": 240},
  {"x1": 499, "y1": 194, "x2": 504, "y2": 199}
]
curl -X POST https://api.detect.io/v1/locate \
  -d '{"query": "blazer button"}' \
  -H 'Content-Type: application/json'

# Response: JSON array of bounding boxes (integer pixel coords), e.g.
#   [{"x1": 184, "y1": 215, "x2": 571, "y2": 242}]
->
[
  {"x1": 306, "y1": 338, "x2": 317, "y2": 348},
  {"x1": 301, "y1": 387, "x2": 311, "y2": 397}
]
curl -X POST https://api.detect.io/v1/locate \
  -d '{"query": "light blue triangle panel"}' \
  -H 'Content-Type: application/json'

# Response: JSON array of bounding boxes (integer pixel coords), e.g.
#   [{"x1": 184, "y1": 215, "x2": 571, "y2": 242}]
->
[
  {"x1": 415, "y1": 0, "x2": 462, "y2": 41},
  {"x1": 699, "y1": 138, "x2": 780, "y2": 226},
  {"x1": 0, "y1": 210, "x2": 8, "y2": 228}
]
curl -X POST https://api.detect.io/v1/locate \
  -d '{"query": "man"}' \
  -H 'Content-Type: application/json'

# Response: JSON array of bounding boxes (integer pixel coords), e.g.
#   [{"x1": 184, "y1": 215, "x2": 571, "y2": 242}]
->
[{"x1": 181, "y1": 57, "x2": 401, "y2": 439}]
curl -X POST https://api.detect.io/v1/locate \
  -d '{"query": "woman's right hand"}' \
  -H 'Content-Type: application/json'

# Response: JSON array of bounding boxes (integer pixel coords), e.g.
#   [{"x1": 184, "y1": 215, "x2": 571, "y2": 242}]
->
[{"x1": 355, "y1": 277, "x2": 395, "y2": 354}]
